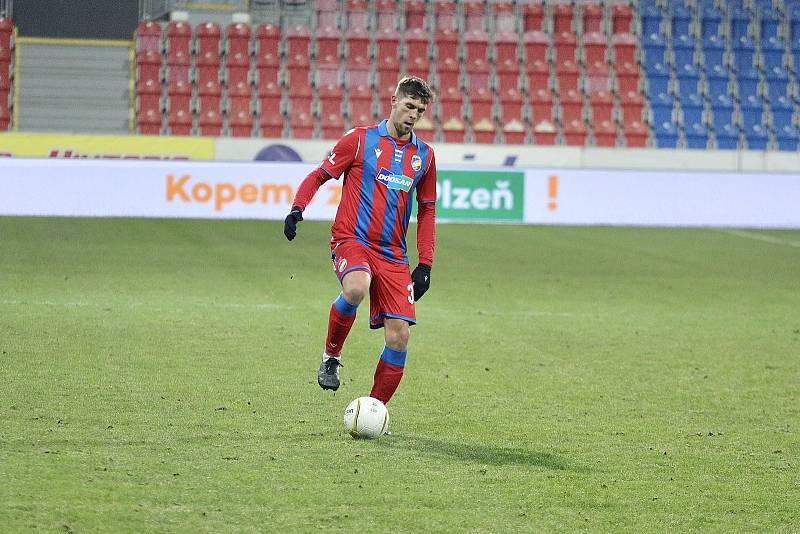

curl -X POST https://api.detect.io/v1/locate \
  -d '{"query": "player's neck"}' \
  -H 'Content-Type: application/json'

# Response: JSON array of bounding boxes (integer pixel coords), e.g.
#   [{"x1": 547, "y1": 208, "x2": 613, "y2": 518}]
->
[{"x1": 386, "y1": 121, "x2": 411, "y2": 142}]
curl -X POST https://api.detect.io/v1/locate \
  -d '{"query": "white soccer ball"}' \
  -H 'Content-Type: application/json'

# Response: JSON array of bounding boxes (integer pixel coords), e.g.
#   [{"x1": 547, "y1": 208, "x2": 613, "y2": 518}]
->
[{"x1": 343, "y1": 396, "x2": 389, "y2": 439}]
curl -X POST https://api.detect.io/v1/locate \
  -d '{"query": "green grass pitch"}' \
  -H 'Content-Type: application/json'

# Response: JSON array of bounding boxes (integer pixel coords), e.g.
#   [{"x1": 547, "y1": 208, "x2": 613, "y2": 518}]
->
[{"x1": 1, "y1": 216, "x2": 798, "y2": 532}]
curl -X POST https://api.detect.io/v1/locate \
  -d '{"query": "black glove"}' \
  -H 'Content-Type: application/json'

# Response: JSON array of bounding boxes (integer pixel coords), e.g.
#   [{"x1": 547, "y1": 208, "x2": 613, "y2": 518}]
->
[
  {"x1": 283, "y1": 207, "x2": 303, "y2": 241},
  {"x1": 411, "y1": 263, "x2": 431, "y2": 302}
]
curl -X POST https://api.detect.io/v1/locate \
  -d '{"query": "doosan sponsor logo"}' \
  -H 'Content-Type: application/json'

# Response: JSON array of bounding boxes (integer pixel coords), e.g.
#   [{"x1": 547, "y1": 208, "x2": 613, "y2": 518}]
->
[
  {"x1": 438, "y1": 179, "x2": 515, "y2": 210},
  {"x1": 166, "y1": 174, "x2": 293, "y2": 211}
]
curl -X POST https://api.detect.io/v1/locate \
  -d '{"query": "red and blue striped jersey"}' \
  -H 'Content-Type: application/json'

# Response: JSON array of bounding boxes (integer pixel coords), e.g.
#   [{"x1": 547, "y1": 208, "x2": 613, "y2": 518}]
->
[{"x1": 320, "y1": 120, "x2": 437, "y2": 264}]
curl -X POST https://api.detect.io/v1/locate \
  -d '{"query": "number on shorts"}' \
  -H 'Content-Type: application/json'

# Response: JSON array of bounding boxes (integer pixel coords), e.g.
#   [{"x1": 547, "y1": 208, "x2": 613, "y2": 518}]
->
[{"x1": 407, "y1": 283, "x2": 414, "y2": 304}]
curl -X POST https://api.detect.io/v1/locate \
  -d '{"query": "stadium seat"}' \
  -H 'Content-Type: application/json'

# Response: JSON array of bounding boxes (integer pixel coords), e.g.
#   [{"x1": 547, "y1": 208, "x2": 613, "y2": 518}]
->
[
  {"x1": 653, "y1": 120, "x2": 678, "y2": 148},
  {"x1": 135, "y1": 21, "x2": 162, "y2": 53},
  {"x1": 680, "y1": 92, "x2": 705, "y2": 127},
  {"x1": 136, "y1": 50, "x2": 162, "y2": 83},
  {"x1": 685, "y1": 122, "x2": 709, "y2": 149},
  {"x1": 645, "y1": 62, "x2": 670, "y2": 97},
  {"x1": 136, "y1": 106, "x2": 162, "y2": 135},
  {"x1": 705, "y1": 64, "x2": 730, "y2": 97},
  {"x1": 494, "y1": 32, "x2": 520, "y2": 75},
  {"x1": 135, "y1": 77, "x2": 161, "y2": 112},
  {"x1": 289, "y1": 106, "x2": 314, "y2": 138},
  {"x1": 198, "y1": 108, "x2": 223, "y2": 136},
  {"x1": 560, "y1": 88, "x2": 584, "y2": 123},
  {"x1": 226, "y1": 23, "x2": 251, "y2": 58},
  {"x1": 740, "y1": 94, "x2": 765, "y2": 130},
  {"x1": 744, "y1": 123, "x2": 768, "y2": 150},
  {"x1": 319, "y1": 73, "x2": 344, "y2": 119},
  {"x1": 197, "y1": 78, "x2": 222, "y2": 114},
  {"x1": 196, "y1": 22, "x2": 221, "y2": 61},
  {"x1": 166, "y1": 78, "x2": 191, "y2": 113},
  {"x1": 404, "y1": 0, "x2": 427, "y2": 31},
  {"x1": 523, "y1": 31, "x2": 548, "y2": 65},
  {"x1": 228, "y1": 108, "x2": 254, "y2": 137},
  {"x1": 612, "y1": 4, "x2": 633, "y2": 33},
  {"x1": 166, "y1": 21, "x2": 191, "y2": 56},
  {"x1": 553, "y1": 31, "x2": 577, "y2": 64},
  {"x1": 441, "y1": 116, "x2": 466, "y2": 143},
  {"x1": 714, "y1": 122, "x2": 740, "y2": 150},
  {"x1": 640, "y1": 5, "x2": 662, "y2": 37},
  {"x1": 315, "y1": 26, "x2": 340, "y2": 65},
  {"x1": 168, "y1": 108, "x2": 192, "y2": 136},
  {"x1": 586, "y1": 60, "x2": 610, "y2": 93},
  {"x1": 556, "y1": 60, "x2": 580, "y2": 93},
  {"x1": 165, "y1": 48, "x2": 190, "y2": 83},
  {"x1": 589, "y1": 90, "x2": 614, "y2": 122},
  {"x1": 196, "y1": 46, "x2": 221, "y2": 86},
  {"x1": 553, "y1": 4, "x2": 574, "y2": 34},
  {"x1": 533, "y1": 118, "x2": 557, "y2": 145},
  {"x1": 701, "y1": 5, "x2": 722, "y2": 38},
  {"x1": 499, "y1": 86, "x2": 526, "y2": 123},
  {"x1": 761, "y1": 36, "x2": 785, "y2": 71},
  {"x1": 320, "y1": 111, "x2": 346, "y2": 140},
  {"x1": 375, "y1": 0, "x2": 400, "y2": 30},
  {"x1": 619, "y1": 89, "x2": 645, "y2": 123},
  {"x1": 347, "y1": 95, "x2": 374, "y2": 127},
  {"x1": 465, "y1": 29, "x2": 489, "y2": 69},
  {"x1": 405, "y1": 28, "x2": 430, "y2": 64},
  {"x1": 649, "y1": 91, "x2": 674, "y2": 127},
  {"x1": 670, "y1": 4, "x2": 692, "y2": 37},
  {"x1": 434, "y1": 1, "x2": 458, "y2": 32},
  {"x1": 346, "y1": 29, "x2": 370, "y2": 69},
  {"x1": 563, "y1": 118, "x2": 587, "y2": 146},
  {"x1": 525, "y1": 59, "x2": 550, "y2": 93},
  {"x1": 286, "y1": 25, "x2": 311, "y2": 61},
  {"x1": 463, "y1": 0, "x2": 488, "y2": 32},
  {"x1": 472, "y1": 117, "x2": 497, "y2": 144},
  {"x1": 583, "y1": 32, "x2": 607, "y2": 66},
  {"x1": 491, "y1": 1, "x2": 517, "y2": 35},
  {"x1": 259, "y1": 112, "x2": 284, "y2": 137},
  {"x1": 614, "y1": 61, "x2": 640, "y2": 95},
  {"x1": 775, "y1": 124, "x2": 800, "y2": 151},
  {"x1": 257, "y1": 80, "x2": 282, "y2": 117},
  {"x1": 582, "y1": 3, "x2": 603, "y2": 34},
  {"x1": 414, "y1": 116, "x2": 436, "y2": 141},
  {"x1": 592, "y1": 119, "x2": 618, "y2": 147},
  {"x1": 612, "y1": 33, "x2": 637, "y2": 66},
  {"x1": 502, "y1": 118, "x2": 528, "y2": 145},
  {"x1": 375, "y1": 28, "x2": 399, "y2": 62},
  {"x1": 672, "y1": 33, "x2": 696, "y2": 69},
  {"x1": 622, "y1": 119, "x2": 649, "y2": 147},
  {"x1": 729, "y1": 7, "x2": 751, "y2": 41},
  {"x1": 675, "y1": 64, "x2": 701, "y2": 101},
  {"x1": 770, "y1": 95, "x2": 795, "y2": 131},
  {"x1": 529, "y1": 87, "x2": 554, "y2": 124},
  {"x1": 522, "y1": 3, "x2": 544, "y2": 33},
  {"x1": 255, "y1": 23, "x2": 280, "y2": 55},
  {"x1": 346, "y1": 0, "x2": 369, "y2": 32},
  {"x1": 642, "y1": 32, "x2": 667, "y2": 66}
]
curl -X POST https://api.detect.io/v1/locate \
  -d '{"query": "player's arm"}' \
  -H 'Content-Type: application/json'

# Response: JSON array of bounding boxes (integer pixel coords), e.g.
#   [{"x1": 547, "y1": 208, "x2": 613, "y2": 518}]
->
[
  {"x1": 412, "y1": 152, "x2": 437, "y2": 301},
  {"x1": 283, "y1": 129, "x2": 361, "y2": 241}
]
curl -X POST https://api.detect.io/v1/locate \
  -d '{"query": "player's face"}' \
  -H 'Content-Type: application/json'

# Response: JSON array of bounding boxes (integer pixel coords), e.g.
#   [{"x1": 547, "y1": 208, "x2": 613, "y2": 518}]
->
[{"x1": 388, "y1": 94, "x2": 428, "y2": 139}]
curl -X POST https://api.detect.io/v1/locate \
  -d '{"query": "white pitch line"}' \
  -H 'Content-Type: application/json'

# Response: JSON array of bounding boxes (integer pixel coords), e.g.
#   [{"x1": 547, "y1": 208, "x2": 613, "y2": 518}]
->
[{"x1": 716, "y1": 228, "x2": 800, "y2": 249}]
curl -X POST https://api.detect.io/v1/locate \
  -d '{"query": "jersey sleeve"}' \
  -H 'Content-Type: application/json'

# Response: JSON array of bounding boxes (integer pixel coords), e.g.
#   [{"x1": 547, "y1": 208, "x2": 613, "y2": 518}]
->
[
  {"x1": 291, "y1": 167, "x2": 331, "y2": 211},
  {"x1": 415, "y1": 150, "x2": 437, "y2": 204},
  {"x1": 320, "y1": 128, "x2": 362, "y2": 179}
]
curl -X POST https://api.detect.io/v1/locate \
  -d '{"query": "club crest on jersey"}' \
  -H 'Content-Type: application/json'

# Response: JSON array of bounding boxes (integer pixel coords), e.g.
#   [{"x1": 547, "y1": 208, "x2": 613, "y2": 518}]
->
[
  {"x1": 411, "y1": 154, "x2": 422, "y2": 172},
  {"x1": 337, "y1": 258, "x2": 347, "y2": 272},
  {"x1": 376, "y1": 167, "x2": 413, "y2": 192}
]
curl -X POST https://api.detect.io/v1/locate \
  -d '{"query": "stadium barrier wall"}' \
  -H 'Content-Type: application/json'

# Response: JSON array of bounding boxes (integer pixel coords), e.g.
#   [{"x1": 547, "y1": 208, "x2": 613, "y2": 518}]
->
[
  {"x1": 3, "y1": 132, "x2": 800, "y2": 171},
  {"x1": 1, "y1": 158, "x2": 799, "y2": 228}
]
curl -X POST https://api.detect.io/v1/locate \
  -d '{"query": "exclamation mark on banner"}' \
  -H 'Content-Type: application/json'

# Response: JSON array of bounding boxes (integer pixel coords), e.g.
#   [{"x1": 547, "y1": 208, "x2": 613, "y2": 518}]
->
[{"x1": 548, "y1": 175, "x2": 559, "y2": 211}]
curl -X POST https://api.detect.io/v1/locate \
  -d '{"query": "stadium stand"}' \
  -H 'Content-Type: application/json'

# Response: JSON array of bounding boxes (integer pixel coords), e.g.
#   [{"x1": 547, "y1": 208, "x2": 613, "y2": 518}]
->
[
  {"x1": 0, "y1": 16, "x2": 13, "y2": 131},
  {"x1": 125, "y1": 0, "x2": 800, "y2": 150}
]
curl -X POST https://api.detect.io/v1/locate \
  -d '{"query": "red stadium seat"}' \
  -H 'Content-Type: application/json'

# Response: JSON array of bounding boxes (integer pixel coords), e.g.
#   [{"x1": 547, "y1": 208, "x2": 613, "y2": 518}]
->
[
  {"x1": 289, "y1": 107, "x2": 314, "y2": 138},
  {"x1": 136, "y1": 50, "x2": 162, "y2": 83},
  {"x1": 614, "y1": 61, "x2": 640, "y2": 95},
  {"x1": 553, "y1": 31, "x2": 577, "y2": 64},
  {"x1": 472, "y1": 117, "x2": 497, "y2": 143},
  {"x1": 612, "y1": 33, "x2": 637, "y2": 66},
  {"x1": 464, "y1": 29, "x2": 489, "y2": 68},
  {"x1": 226, "y1": 23, "x2": 251, "y2": 57},
  {"x1": 375, "y1": 28, "x2": 399, "y2": 60},
  {"x1": 348, "y1": 96, "x2": 374, "y2": 127},
  {"x1": 583, "y1": 32, "x2": 607, "y2": 66},
  {"x1": 166, "y1": 21, "x2": 191, "y2": 55},
  {"x1": 563, "y1": 118, "x2": 587, "y2": 145},
  {"x1": 255, "y1": 23, "x2": 280, "y2": 55},
  {"x1": 622, "y1": 119, "x2": 649, "y2": 147},
  {"x1": 198, "y1": 108, "x2": 223, "y2": 136},
  {"x1": 494, "y1": 32, "x2": 520, "y2": 75},
  {"x1": 135, "y1": 21, "x2": 162, "y2": 53},
  {"x1": 553, "y1": 3, "x2": 575, "y2": 34},
  {"x1": 196, "y1": 48, "x2": 221, "y2": 85},
  {"x1": 319, "y1": 72, "x2": 344, "y2": 118},
  {"x1": 316, "y1": 0, "x2": 338, "y2": 29},
  {"x1": 592, "y1": 119, "x2": 618, "y2": 147},
  {"x1": 414, "y1": 116, "x2": 436, "y2": 141},
  {"x1": 556, "y1": 60, "x2": 580, "y2": 93},
  {"x1": 433, "y1": 0, "x2": 458, "y2": 32},
  {"x1": 491, "y1": 2, "x2": 517, "y2": 34},
  {"x1": 529, "y1": 87, "x2": 555, "y2": 124},
  {"x1": 165, "y1": 48, "x2": 191, "y2": 83},
  {"x1": 560, "y1": 88, "x2": 584, "y2": 123},
  {"x1": 259, "y1": 113, "x2": 284, "y2": 137},
  {"x1": 463, "y1": 0, "x2": 487, "y2": 32},
  {"x1": 436, "y1": 30, "x2": 459, "y2": 67},
  {"x1": 196, "y1": 22, "x2": 221, "y2": 60},
  {"x1": 441, "y1": 117, "x2": 466, "y2": 143},
  {"x1": 166, "y1": 78, "x2": 191, "y2": 113},
  {"x1": 499, "y1": 86, "x2": 525, "y2": 123},
  {"x1": 533, "y1": 119, "x2": 557, "y2": 145},
  {"x1": 619, "y1": 89, "x2": 644, "y2": 123},
  {"x1": 612, "y1": 4, "x2": 633, "y2": 34},
  {"x1": 228, "y1": 108, "x2": 254, "y2": 137},
  {"x1": 375, "y1": 0, "x2": 400, "y2": 30},
  {"x1": 523, "y1": 31, "x2": 548, "y2": 64},
  {"x1": 135, "y1": 77, "x2": 161, "y2": 112},
  {"x1": 227, "y1": 79, "x2": 252, "y2": 116},
  {"x1": 522, "y1": 3, "x2": 544, "y2": 33},
  {"x1": 525, "y1": 59, "x2": 550, "y2": 93},
  {"x1": 320, "y1": 111, "x2": 346, "y2": 139},
  {"x1": 286, "y1": 25, "x2": 311, "y2": 60},
  {"x1": 345, "y1": 29, "x2": 370, "y2": 69},
  {"x1": 405, "y1": 27, "x2": 430, "y2": 62},
  {"x1": 136, "y1": 106, "x2": 162, "y2": 135},
  {"x1": 404, "y1": 0, "x2": 427, "y2": 31},
  {"x1": 257, "y1": 79, "x2": 282, "y2": 116},
  {"x1": 168, "y1": 108, "x2": 192, "y2": 135},
  {"x1": 225, "y1": 50, "x2": 250, "y2": 87},
  {"x1": 346, "y1": 0, "x2": 369, "y2": 32},
  {"x1": 316, "y1": 26, "x2": 341, "y2": 65},
  {"x1": 502, "y1": 118, "x2": 528, "y2": 144},
  {"x1": 589, "y1": 90, "x2": 614, "y2": 122},
  {"x1": 585, "y1": 61, "x2": 611, "y2": 93},
  {"x1": 582, "y1": 3, "x2": 604, "y2": 34},
  {"x1": 197, "y1": 78, "x2": 222, "y2": 114}
]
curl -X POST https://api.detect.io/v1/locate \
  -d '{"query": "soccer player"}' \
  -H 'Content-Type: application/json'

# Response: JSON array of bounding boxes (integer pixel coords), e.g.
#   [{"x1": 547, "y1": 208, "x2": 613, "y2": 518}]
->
[{"x1": 283, "y1": 76, "x2": 437, "y2": 406}]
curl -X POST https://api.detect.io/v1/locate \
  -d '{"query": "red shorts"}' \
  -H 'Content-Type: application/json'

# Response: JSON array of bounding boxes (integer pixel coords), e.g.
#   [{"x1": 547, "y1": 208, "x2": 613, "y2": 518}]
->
[{"x1": 331, "y1": 240, "x2": 416, "y2": 329}]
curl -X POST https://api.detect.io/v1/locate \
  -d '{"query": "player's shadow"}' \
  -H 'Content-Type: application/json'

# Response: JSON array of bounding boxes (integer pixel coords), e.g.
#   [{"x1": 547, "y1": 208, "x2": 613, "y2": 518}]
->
[{"x1": 402, "y1": 436, "x2": 579, "y2": 471}]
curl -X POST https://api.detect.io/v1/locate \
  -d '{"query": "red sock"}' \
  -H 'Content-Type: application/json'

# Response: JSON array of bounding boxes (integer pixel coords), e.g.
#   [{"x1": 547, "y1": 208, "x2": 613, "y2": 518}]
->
[
  {"x1": 370, "y1": 347, "x2": 407, "y2": 404},
  {"x1": 325, "y1": 294, "x2": 357, "y2": 356}
]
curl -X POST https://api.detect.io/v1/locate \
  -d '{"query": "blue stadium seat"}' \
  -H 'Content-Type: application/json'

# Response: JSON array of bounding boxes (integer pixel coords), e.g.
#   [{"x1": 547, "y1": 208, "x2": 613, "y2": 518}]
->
[
  {"x1": 702, "y1": 35, "x2": 726, "y2": 69},
  {"x1": 732, "y1": 36, "x2": 756, "y2": 72},
  {"x1": 675, "y1": 64, "x2": 700, "y2": 100},
  {"x1": 672, "y1": 33, "x2": 696, "y2": 69},
  {"x1": 760, "y1": 10, "x2": 781, "y2": 41},
  {"x1": 744, "y1": 123, "x2": 769, "y2": 150},
  {"x1": 671, "y1": 4, "x2": 692, "y2": 36},
  {"x1": 701, "y1": 6, "x2": 722, "y2": 38},
  {"x1": 715, "y1": 122, "x2": 740, "y2": 149},
  {"x1": 729, "y1": 8, "x2": 751, "y2": 41},
  {"x1": 685, "y1": 122, "x2": 709, "y2": 149},
  {"x1": 645, "y1": 62, "x2": 670, "y2": 95},
  {"x1": 680, "y1": 92, "x2": 705, "y2": 126},
  {"x1": 765, "y1": 68, "x2": 790, "y2": 101},
  {"x1": 654, "y1": 120, "x2": 679, "y2": 148},
  {"x1": 741, "y1": 94, "x2": 765, "y2": 130},
  {"x1": 770, "y1": 95, "x2": 795, "y2": 130},
  {"x1": 706, "y1": 64, "x2": 731, "y2": 96},
  {"x1": 650, "y1": 91, "x2": 675, "y2": 125},
  {"x1": 711, "y1": 93, "x2": 735, "y2": 129},
  {"x1": 736, "y1": 68, "x2": 760, "y2": 100},
  {"x1": 760, "y1": 36, "x2": 785, "y2": 71},
  {"x1": 642, "y1": 32, "x2": 667, "y2": 66},
  {"x1": 776, "y1": 124, "x2": 800, "y2": 151},
  {"x1": 641, "y1": 5, "x2": 663, "y2": 37}
]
